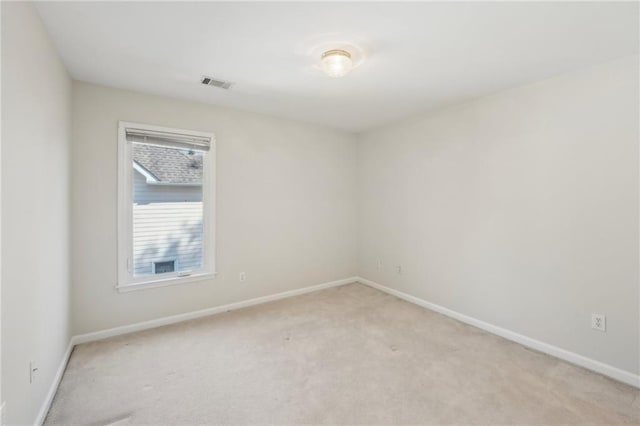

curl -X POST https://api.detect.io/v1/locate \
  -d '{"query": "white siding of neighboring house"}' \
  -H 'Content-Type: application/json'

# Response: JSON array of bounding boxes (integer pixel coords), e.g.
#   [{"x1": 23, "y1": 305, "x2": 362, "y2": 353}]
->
[{"x1": 132, "y1": 169, "x2": 203, "y2": 276}]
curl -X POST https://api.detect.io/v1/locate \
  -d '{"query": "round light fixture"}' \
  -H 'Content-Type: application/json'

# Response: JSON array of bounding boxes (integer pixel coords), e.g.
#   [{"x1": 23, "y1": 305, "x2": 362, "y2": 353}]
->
[{"x1": 321, "y1": 49, "x2": 353, "y2": 78}]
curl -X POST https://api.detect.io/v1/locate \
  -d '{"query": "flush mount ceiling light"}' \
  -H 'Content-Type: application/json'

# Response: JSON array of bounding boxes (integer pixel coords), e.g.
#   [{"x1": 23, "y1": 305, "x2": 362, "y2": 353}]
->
[{"x1": 321, "y1": 49, "x2": 353, "y2": 78}]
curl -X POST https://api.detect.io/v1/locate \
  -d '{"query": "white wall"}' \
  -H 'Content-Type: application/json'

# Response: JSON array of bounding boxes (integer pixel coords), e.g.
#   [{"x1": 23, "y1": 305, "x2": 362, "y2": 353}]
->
[
  {"x1": 72, "y1": 82, "x2": 358, "y2": 335},
  {"x1": 1, "y1": 2, "x2": 72, "y2": 424},
  {"x1": 357, "y1": 56, "x2": 639, "y2": 375},
  {"x1": 0, "y1": 2, "x2": 3, "y2": 418}
]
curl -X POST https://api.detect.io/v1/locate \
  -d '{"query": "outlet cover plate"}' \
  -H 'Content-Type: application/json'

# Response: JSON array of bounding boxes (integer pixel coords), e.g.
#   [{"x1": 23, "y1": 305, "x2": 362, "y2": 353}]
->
[{"x1": 591, "y1": 314, "x2": 606, "y2": 332}]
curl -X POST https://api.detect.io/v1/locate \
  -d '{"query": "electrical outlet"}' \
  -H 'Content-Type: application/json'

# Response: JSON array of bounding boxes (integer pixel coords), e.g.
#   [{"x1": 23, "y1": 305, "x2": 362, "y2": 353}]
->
[
  {"x1": 29, "y1": 362, "x2": 38, "y2": 384},
  {"x1": 592, "y1": 314, "x2": 606, "y2": 332},
  {"x1": 376, "y1": 258, "x2": 382, "y2": 271},
  {"x1": 239, "y1": 272, "x2": 246, "y2": 282}
]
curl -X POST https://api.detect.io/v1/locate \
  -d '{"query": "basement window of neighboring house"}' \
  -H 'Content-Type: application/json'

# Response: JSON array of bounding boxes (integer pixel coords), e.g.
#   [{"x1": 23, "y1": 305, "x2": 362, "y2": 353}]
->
[
  {"x1": 153, "y1": 260, "x2": 176, "y2": 274},
  {"x1": 117, "y1": 121, "x2": 216, "y2": 291}
]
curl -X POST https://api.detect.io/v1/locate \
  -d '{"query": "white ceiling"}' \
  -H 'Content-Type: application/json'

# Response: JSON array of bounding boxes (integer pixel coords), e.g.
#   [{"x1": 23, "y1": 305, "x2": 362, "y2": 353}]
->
[{"x1": 35, "y1": 2, "x2": 638, "y2": 133}]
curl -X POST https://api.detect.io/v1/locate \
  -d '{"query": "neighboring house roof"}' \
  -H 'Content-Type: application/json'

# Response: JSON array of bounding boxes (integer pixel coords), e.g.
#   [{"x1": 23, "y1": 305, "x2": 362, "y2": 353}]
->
[{"x1": 133, "y1": 144, "x2": 203, "y2": 185}]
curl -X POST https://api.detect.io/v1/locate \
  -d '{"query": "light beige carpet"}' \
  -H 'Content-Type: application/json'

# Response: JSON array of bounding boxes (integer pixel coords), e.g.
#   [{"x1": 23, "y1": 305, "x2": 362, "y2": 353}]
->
[{"x1": 45, "y1": 283, "x2": 639, "y2": 425}]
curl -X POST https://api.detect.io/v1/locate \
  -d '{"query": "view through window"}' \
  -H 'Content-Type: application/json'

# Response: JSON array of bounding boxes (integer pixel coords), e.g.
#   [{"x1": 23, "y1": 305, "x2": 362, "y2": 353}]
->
[{"x1": 132, "y1": 143, "x2": 204, "y2": 276}]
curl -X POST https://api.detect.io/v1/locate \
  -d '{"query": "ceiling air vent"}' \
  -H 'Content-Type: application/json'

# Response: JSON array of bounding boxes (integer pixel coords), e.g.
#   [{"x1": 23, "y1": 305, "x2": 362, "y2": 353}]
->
[{"x1": 201, "y1": 76, "x2": 233, "y2": 90}]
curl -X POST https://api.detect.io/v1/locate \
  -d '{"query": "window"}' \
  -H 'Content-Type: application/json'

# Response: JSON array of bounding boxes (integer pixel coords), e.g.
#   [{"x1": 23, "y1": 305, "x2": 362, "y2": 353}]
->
[
  {"x1": 117, "y1": 121, "x2": 215, "y2": 291},
  {"x1": 153, "y1": 260, "x2": 176, "y2": 274}
]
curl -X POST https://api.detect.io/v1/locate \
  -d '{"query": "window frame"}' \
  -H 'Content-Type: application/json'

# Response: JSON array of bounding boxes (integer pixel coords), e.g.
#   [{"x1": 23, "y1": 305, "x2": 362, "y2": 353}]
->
[{"x1": 117, "y1": 121, "x2": 216, "y2": 292}]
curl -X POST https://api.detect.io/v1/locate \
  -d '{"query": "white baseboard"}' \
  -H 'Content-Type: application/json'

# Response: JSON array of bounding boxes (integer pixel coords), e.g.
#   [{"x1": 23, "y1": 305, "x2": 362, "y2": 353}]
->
[
  {"x1": 356, "y1": 276, "x2": 640, "y2": 389},
  {"x1": 73, "y1": 276, "x2": 358, "y2": 345},
  {"x1": 33, "y1": 340, "x2": 74, "y2": 426}
]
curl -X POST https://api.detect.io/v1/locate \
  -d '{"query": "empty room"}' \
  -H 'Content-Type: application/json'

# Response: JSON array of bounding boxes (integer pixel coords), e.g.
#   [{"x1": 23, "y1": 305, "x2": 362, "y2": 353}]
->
[{"x1": 1, "y1": 1, "x2": 639, "y2": 425}]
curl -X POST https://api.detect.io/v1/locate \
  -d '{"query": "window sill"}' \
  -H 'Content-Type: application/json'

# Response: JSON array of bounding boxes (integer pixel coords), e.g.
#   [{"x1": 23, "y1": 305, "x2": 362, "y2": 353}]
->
[{"x1": 116, "y1": 272, "x2": 217, "y2": 293}]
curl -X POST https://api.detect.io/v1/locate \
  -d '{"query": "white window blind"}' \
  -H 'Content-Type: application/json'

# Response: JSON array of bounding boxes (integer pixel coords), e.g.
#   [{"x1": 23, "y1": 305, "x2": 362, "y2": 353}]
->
[{"x1": 125, "y1": 127, "x2": 211, "y2": 151}]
